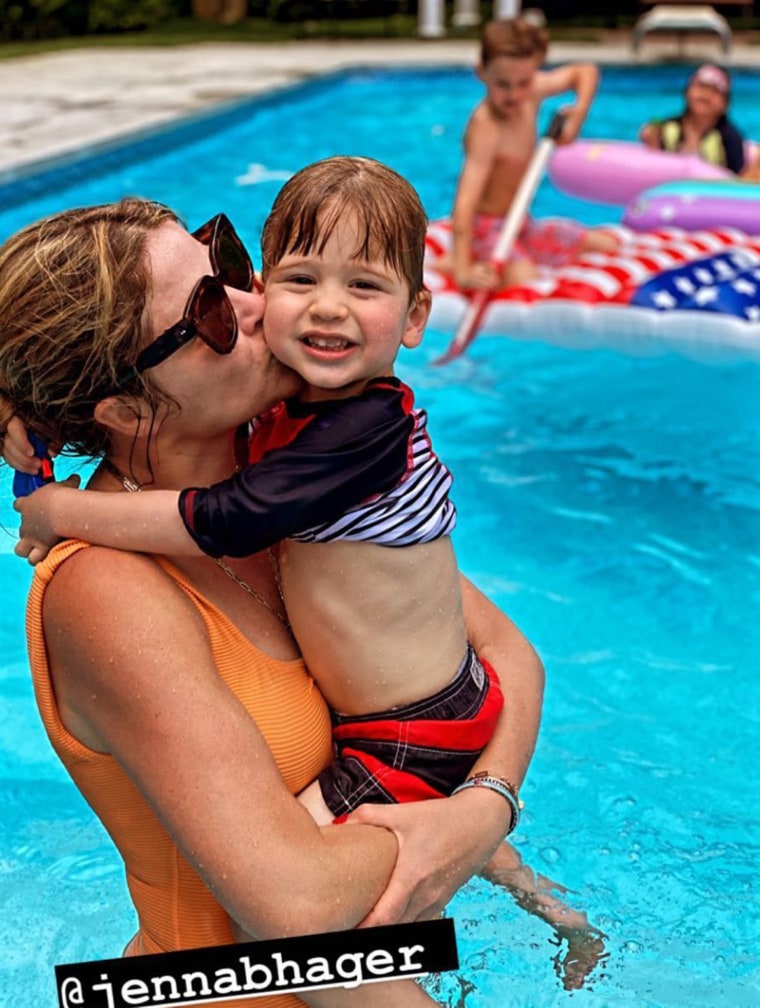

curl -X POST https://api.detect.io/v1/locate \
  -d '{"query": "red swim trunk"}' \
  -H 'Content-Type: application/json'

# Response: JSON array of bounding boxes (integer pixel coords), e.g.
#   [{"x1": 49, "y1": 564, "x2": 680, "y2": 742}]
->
[
  {"x1": 317, "y1": 645, "x2": 504, "y2": 816},
  {"x1": 472, "y1": 213, "x2": 586, "y2": 268}
]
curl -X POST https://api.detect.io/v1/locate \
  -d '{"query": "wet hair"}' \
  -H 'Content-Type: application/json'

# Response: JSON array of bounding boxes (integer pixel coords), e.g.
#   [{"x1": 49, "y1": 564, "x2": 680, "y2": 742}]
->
[
  {"x1": 480, "y1": 17, "x2": 549, "y2": 65},
  {"x1": 0, "y1": 197, "x2": 178, "y2": 460},
  {"x1": 261, "y1": 156, "x2": 428, "y2": 300}
]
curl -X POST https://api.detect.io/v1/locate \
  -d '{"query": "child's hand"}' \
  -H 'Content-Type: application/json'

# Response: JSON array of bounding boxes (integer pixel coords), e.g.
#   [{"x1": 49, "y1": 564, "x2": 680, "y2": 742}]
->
[
  {"x1": 2, "y1": 416, "x2": 42, "y2": 474},
  {"x1": 557, "y1": 106, "x2": 583, "y2": 146},
  {"x1": 13, "y1": 476, "x2": 80, "y2": 565},
  {"x1": 456, "y1": 262, "x2": 501, "y2": 291},
  {"x1": 639, "y1": 122, "x2": 661, "y2": 149}
]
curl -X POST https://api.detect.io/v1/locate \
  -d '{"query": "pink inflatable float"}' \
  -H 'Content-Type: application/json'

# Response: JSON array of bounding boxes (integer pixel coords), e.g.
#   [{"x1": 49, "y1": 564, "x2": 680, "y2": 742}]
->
[
  {"x1": 623, "y1": 179, "x2": 760, "y2": 233},
  {"x1": 549, "y1": 140, "x2": 730, "y2": 206}
]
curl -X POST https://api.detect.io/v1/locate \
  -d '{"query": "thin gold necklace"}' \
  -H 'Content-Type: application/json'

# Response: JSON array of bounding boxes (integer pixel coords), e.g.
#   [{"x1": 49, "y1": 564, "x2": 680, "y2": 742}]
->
[
  {"x1": 100, "y1": 458, "x2": 291, "y2": 630},
  {"x1": 215, "y1": 554, "x2": 290, "y2": 631}
]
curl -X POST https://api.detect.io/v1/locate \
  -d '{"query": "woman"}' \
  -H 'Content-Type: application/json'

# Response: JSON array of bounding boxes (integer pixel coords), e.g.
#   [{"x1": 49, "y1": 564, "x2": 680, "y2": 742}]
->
[{"x1": 0, "y1": 199, "x2": 544, "y2": 1005}]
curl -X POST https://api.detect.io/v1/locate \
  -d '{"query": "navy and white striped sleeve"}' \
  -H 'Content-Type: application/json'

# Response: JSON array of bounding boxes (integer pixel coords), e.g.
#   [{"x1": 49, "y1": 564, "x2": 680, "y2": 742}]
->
[{"x1": 178, "y1": 392, "x2": 414, "y2": 558}]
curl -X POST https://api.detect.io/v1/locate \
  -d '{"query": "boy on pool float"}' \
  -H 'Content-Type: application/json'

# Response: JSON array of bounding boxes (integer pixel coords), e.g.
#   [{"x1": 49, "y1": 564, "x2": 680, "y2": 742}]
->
[{"x1": 439, "y1": 16, "x2": 618, "y2": 293}]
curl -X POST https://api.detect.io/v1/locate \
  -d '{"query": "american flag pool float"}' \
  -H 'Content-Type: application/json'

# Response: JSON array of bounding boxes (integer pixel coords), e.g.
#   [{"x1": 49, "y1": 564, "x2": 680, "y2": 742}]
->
[{"x1": 425, "y1": 221, "x2": 760, "y2": 365}]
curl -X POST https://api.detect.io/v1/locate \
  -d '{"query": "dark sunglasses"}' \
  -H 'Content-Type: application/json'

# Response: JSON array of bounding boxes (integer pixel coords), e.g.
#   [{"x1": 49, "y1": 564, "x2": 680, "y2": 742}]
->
[{"x1": 115, "y1": 213, "x2": 255, "y2": 387}]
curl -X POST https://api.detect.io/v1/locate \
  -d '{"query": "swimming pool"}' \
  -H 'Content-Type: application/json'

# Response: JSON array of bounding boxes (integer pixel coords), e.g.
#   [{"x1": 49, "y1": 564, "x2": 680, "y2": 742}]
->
[{"x1": 1, "y1": 64, "x2": 759, "y2": 1007}]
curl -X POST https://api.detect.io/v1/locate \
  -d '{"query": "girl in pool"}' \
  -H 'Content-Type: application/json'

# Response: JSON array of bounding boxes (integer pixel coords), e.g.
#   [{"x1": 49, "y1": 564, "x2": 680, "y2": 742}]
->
[{"x1": 640, "y1": 63, "x2": 746, "y2": 174}]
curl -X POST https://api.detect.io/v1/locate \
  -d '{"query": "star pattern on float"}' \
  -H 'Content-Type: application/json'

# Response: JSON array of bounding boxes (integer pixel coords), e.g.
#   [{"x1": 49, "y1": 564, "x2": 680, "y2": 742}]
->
[{"x1": 632, "y1": 248, "x2": 760, "y2": 321}]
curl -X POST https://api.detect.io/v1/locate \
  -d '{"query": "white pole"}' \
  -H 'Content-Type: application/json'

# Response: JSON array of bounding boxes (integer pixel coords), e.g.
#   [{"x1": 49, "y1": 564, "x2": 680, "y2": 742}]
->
[
  {"x1": 493, "y1": 0, "x2": 521, "y2": 18},
  {"x1": 417, "y1": 0, "x2": 445, "y2": 37},
  {"x1": 452, "y1": 0, "x2": 480, "y2": 28}
]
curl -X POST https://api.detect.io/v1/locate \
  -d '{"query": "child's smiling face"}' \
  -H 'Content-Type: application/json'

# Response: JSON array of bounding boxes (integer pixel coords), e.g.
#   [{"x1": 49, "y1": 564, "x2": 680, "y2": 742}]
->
[
  {"x1": 686, "y1": 81, "x2": 728, "y2": 122},
  {"x1": 262, "y1": 212, "x2": 430, "y2": 403}
]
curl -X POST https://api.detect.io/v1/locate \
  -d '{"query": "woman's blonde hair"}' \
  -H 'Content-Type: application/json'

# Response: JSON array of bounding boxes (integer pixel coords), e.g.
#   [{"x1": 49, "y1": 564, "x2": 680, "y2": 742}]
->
[
  {"x1": 480, "y1": 17, "x2": 549, "y2": 65},
  {"x1": 0, "y1": 198, "x2": 178, "y2": 459},
  {"x1": 261, "y1": 156, "x2": 428, "y2": 300}
]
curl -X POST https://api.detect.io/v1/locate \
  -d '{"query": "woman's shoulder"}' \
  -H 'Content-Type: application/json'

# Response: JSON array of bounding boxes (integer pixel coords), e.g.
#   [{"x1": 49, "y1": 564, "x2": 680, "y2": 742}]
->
[
  {"x1": 38, "y1": 542, "x2": 218, "y2": 715},
  {"x1": 38, "y1": 542, "x2": 194, "y2": 637},
  {"x1": 39, "y1": 540, "x2": 173, "y2": 590}
]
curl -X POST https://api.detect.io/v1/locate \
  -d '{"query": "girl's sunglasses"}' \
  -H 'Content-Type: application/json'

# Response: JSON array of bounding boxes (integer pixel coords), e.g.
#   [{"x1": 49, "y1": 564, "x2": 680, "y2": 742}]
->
[{"x1": 115, "y1": 213, "x2": 255, "y2": 388}]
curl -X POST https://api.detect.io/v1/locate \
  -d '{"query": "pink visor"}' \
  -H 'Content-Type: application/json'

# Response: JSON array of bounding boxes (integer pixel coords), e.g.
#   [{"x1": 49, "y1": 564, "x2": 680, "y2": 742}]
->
[{"x1": 689, "y1": 64, "x2": 730, "y2": 95}]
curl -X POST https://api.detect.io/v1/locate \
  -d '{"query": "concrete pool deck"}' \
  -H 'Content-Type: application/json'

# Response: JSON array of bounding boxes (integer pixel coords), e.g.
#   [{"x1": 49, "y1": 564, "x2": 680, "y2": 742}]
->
[
  {"x1": 0, "y1": 32, "x2": 758, "y2": 180},
  {"x1": 1, "y1": 30, "x2": 757, "y2": 181}
]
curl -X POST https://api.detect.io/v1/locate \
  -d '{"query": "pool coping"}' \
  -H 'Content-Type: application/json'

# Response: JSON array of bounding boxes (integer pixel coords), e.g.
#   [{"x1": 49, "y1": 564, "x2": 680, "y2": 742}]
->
[
  {"x1": 0, "y1": 64, "x2": 475, "y2": 210},
  {"x1": 2, "y1": 35, "x2": 758, "y2": 187}
]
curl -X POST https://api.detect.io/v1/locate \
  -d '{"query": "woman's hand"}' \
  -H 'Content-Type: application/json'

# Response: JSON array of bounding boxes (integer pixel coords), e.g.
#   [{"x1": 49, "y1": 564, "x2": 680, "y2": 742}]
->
[{"x1": 347, "y1": 785, "x2": 512, "y2": 927}]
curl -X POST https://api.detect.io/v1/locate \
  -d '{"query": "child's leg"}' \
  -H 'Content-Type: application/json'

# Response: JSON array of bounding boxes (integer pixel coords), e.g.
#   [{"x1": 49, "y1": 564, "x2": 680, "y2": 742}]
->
[
  {"x1": 581, "y1": 228, "x2": 620, "y2": 255},
  {"x1": 482, "y1": 842, "x2": 607, "y2": 991},
  {"x1": 500, "y1": 256, "x2": 540, "y2": 288},
  {"x1": 483, "y1": 842, "x2": 591, "y2": 929},
  {"x1": 298, "y1": 779, "x2": 336, "y2": 826}
]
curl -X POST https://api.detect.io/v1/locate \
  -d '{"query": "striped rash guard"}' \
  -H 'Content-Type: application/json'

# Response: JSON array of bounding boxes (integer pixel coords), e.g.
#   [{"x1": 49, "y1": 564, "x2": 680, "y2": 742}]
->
[{"x1": 179, "y1": 377, "x2": 456, "y2": 558}]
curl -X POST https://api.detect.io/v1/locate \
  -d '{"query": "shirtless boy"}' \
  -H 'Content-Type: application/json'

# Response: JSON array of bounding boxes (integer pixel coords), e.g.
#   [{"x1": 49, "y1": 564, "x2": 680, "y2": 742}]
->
[{"x1": 446, "y1": 17, "x2": 617, "y2": 291}]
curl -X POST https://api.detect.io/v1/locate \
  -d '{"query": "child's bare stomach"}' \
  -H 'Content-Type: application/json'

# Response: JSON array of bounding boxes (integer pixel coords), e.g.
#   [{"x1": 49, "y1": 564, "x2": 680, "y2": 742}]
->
[
  {"x1": 477, "y1": 160, "x2": 528, "y2": 217},
  {"x1": 280, "y1": 539, "x2": 468, "y2": 715}
]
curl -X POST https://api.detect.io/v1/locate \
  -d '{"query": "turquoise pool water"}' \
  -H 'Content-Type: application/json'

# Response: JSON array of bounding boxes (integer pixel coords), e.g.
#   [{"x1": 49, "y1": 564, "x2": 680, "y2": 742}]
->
[{"x1": 1, "y1": 65, "x2": 759, "y2": 1007}]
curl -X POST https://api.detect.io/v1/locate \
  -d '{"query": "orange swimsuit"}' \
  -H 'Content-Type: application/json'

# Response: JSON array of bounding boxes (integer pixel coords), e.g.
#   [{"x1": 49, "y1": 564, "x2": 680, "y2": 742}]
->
[{"x1": 27, "y1": 540, "x2": 333, "y2": 1008}]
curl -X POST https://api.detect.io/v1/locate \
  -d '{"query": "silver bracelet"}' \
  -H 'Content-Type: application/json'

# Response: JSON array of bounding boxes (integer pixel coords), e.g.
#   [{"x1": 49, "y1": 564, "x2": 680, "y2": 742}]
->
[{"x1": 451, "y1": 773, "x2": 522, "y2": 836}]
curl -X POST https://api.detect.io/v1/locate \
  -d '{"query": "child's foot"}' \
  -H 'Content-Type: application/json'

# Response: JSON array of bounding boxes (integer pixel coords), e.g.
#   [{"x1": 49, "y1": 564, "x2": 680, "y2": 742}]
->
[
  {"x1": 551, "y1": 924, "x2": 608, "y2": 991},
  {"x1": 482, "y1": 842, "x2": 608, "y2": 989}
]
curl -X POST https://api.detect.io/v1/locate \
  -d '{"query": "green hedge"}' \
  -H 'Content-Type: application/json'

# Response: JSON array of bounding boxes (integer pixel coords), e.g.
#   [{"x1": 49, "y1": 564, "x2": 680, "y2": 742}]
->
[
  {"x1": 0, "y1": 0, "x2": 181, "y2": 39},
  {"x1": 88, "y1": 0, "x2": 179, "y2": 32},
  {"x1": 268, "y1": 0, "x2": 406, "y2": 21},
  {"x1": 0, "y1": 1, "x2": 415, "y2": 42}
]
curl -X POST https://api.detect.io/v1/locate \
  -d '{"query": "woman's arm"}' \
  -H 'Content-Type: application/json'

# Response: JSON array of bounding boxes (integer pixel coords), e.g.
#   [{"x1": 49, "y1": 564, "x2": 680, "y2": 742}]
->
[
  {"x1": 43, "y1": 545, "x2": 398, "y2": 939},
  {"x1": 460, "y1": 573, "x2": 544, "y2": 788},
  {"x1": 347, "y1": 576, "x2": 544, "y2": 926}
]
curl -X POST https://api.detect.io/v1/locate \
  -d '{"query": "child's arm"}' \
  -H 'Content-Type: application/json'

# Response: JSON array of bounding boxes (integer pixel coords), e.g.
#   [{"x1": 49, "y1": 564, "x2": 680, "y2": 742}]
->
[
  {"x1": 14, "y1": 388, "x2": 418, "y2": 564},
  {"x1": 14, "y1": 481, "x2": 199, "y2": 558},
  {"x1": 451, "y1": 117, "x2": 502, "y2": 290},
  {"x1": 535, "y1": 63, "x2": 600, "y2": 145},
  {"x1": 639, "y1": 120, "x2": 662, "y2": 148}
]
